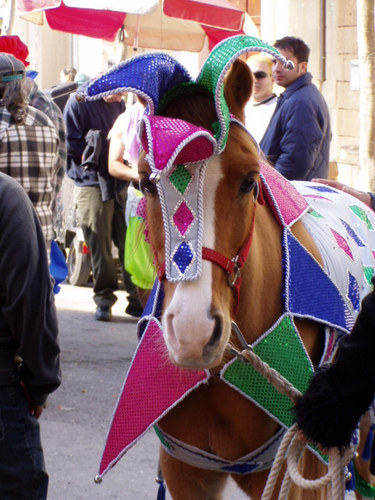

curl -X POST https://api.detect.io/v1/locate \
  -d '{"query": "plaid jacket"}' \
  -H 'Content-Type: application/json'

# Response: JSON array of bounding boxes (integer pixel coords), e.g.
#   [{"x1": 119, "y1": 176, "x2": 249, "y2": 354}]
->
[
  {"x1": 0, "y1": 105, "x2": 59, "y2": 246},
  {"x1": 28, "y1": 81, "x2": 67, "y2": 215}
]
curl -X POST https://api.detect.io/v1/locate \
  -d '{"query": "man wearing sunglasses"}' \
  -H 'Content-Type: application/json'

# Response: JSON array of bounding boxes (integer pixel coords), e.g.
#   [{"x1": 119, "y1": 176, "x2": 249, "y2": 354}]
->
[
  {"x1": 260, "y1": 36, "x2": 331, "y2": 181},
  {"x1": 244, "y1": 54, "x2": 278, "y2": 143}
]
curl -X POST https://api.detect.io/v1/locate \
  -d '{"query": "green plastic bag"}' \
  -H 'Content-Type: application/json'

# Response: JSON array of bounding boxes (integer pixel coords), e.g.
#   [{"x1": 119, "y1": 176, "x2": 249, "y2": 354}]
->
[{"x1": 125, "y1": 214, "x2": 156, "y2": 290}]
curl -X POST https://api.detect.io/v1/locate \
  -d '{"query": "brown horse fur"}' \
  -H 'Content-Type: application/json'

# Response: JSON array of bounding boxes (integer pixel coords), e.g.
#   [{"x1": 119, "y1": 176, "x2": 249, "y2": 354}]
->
[{"x1": 137, "y1": 59, "x2": 339, "y2": 499}]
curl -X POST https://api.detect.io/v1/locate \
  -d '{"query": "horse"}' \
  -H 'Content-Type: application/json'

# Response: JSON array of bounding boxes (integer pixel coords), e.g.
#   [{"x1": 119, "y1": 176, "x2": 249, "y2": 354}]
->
[
  {"x1": 84, "y1": 37, "x2": 375, "y2": 499},
  {"x1": 141, "y1": 64, "x2": 331, "y2": 500}
]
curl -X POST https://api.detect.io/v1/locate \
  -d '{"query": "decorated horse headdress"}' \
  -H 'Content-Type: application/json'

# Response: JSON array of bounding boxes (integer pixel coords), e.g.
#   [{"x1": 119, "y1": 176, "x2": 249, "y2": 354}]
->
[{"x1": 81, "y1": 36, "x2": 292, "y2": 283}]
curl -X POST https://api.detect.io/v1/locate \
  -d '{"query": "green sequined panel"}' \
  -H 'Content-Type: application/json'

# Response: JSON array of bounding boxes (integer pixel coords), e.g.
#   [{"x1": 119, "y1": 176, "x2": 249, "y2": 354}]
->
[
  {"x1": 364, "y1": 265, "x2": 375, "y2": 286},
  {"x1": 154, "y1": 425, "x2": 171, "y2": 450},
  {"x1": 222, "y1": 315, "x2": 313, "y2": 428},
  {"x1": 169, "y1": 164, "x2": 192, "y2": 194},
  {"x1": 349, "y1": 205, "x2": 374, "y2": 230}
]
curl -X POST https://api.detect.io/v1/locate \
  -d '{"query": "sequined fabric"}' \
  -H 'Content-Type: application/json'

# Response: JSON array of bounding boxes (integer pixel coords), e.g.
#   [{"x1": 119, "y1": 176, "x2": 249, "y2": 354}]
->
[
  {"x1": 84, "y1": 36, "x2": 290, "y2": 153},
  {"x1": 140, "y1": 114, "x2": 216, "y2": 171},
  {"x1": 97, "y1": 166, "x2": 375, "y2": 479},
  {"x1": 98, "y1": 282, "x2": 208, "y2": 478},
  {"x1": 86, "y1": 53, "x2": 192, "y2": 114},
  {"x1": 221, "y1": 174, "x2": 375, "y2": 448},
  {"x1": 197, "y1": 36, "x2": 288, "y2": 152},
  {"x1": 140, "y1": 114, "x2": 217, "y2": 281},
  {"x1": 83, "y1": 38, "x2": 289, "y2": 284},
  {"x1": 154, "y1": 425, "x2": 286, "y2": 475},
  {"x1": 88, "y1": 38, "x2": 375, "y2": 480},
  {"x1": 294, "y1": 181, "x2": 375, "y2": 321},
  {"x1": 222, "y1": 315, "x2": 313, "y2": 429}
]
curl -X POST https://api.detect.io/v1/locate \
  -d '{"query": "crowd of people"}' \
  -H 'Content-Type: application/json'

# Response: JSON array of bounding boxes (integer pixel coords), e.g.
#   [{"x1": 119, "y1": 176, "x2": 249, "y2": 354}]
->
[
  {"x1": 0, "y1": 36, "x2": 154, "y2": 498},
  {"x1": 0, "y1": 30, "x2": 374, "y2": 499}
]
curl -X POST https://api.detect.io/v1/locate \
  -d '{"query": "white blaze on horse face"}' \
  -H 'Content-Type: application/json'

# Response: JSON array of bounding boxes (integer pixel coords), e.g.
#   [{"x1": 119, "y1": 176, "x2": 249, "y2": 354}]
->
[{"x1": 162, "y1": 157, "x2": 223, "y2": 368}]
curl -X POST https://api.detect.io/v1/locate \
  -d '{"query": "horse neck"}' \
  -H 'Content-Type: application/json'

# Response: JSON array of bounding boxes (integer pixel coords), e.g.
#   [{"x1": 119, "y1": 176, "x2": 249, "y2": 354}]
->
[
  {"x1": 235, "y1": 200, "x2": 324, "y2": 354},
  {"x1": 235, "y1": 201, "x2": 284, "y2": 345}
]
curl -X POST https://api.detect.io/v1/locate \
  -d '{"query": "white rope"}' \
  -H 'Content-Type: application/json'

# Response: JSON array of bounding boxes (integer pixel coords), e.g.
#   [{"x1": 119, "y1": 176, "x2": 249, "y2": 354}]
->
[{"x1": 236, "y1": 347, "x2": 354, "y2": 499}]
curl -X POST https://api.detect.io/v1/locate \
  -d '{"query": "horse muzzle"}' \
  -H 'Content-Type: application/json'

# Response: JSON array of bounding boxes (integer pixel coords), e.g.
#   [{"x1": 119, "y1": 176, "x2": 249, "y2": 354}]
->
[{"x1": 162, "y1": 309, "x2": 227, "y2": 369}]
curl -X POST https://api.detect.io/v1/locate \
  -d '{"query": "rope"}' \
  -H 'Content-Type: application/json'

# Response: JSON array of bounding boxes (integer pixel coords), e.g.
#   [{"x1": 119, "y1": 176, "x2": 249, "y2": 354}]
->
[
  {"x1": 240, "y1": 349, "x2": 301, "y2": 401},
  {"x1": 236, "y1": 347, "x2": 354, "y2": 500}
]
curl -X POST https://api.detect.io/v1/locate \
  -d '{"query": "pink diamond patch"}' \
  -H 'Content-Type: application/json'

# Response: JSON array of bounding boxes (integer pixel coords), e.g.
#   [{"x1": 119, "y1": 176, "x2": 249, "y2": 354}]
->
[
  {"x1": 173, "y1": 201, "x2": 194, "y2": 236},
  {"x1": 330, "y1": 228, "x2": 353, "y2": 260}
]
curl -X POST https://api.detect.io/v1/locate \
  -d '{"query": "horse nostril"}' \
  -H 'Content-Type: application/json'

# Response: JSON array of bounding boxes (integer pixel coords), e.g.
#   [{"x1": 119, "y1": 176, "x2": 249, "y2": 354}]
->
[
  {"x1": 203, "y1": 315, "x2": 223, "y2": 363},
  {"x1": 208, "y1": 315, "x2": 222, "y2": 347}
]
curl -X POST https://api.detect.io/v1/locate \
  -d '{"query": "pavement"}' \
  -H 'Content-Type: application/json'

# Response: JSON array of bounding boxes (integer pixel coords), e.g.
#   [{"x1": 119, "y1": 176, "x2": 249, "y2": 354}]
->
[{"x1": 42, "y1": 282, "x2": 247, "y2": 499}]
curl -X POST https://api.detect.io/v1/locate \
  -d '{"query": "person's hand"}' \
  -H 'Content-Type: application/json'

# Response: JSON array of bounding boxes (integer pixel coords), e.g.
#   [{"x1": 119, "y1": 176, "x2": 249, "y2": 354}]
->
[
  {"x1": 311, "y1": 178, "x2": 372, "y2": 207},
  {"x1": 21, "y1": 382, "x2": 43, "y2": 419},
  {"x1": 296, "y1": 429, "x2": 309, "y2": 445},
  {"x1": 29, "y1": 404, "x2": 43, "y2": 419},
  {"x1": 296, "y1": 429, "x2": 329, "y2": 455}
]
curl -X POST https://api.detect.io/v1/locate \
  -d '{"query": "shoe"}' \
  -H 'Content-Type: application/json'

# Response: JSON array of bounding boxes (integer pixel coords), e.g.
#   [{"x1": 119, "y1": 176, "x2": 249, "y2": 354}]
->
[
  {"x1": 94, "y1": 306, "x2": 112, "y2": 321},
  {"x1": 125, "y1": 304, "x2": 143, "y2": 318}
]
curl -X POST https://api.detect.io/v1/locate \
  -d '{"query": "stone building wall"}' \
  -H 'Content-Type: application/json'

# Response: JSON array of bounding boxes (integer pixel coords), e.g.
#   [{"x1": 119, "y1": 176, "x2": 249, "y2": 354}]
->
[{"x1": 334, "y1": 1, "x2": 361, "y2": 187}]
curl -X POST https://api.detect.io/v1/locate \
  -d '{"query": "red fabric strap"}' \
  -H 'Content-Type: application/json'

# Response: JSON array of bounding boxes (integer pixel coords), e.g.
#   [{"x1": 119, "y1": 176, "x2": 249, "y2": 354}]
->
[{"x1": 202, "y1": 247, "x2": 235, "y2": 273}]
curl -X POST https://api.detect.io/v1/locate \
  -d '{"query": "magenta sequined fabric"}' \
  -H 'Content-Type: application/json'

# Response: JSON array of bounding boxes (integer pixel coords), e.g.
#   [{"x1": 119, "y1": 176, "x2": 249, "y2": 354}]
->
[
  {"x1": 98, "y1": 318, "x2": 207, "y2": 477},
  {"x1": 140, "y1": 115, "x2": 216, "y2": 171},
  {"x1": 260, "y1": 162, "x2": 309, "y2": 227}
]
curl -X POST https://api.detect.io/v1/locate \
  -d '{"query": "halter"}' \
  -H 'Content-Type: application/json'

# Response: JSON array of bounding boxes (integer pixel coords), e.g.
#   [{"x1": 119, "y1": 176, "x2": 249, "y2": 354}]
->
[{"x1": 202, "y1": 179, "x2": 264, "y2": 316}]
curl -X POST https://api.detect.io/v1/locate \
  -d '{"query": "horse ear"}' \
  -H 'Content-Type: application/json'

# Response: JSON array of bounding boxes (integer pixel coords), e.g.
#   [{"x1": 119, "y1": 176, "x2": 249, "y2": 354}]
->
[{"x1": 224, "y1": 59, "x2": 252, "y2": 125}]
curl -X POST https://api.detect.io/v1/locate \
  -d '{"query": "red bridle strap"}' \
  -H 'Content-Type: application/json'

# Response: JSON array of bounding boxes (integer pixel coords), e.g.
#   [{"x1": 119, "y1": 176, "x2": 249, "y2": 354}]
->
[
  {"x1": 202, "y1": 201, "x2": 257, "y2": 316},
  {"x1": 202, "y1": 247, "x2": 237, "y2": 275},
  {"x1": 202, "y1": 180, "x2": 264, "y2": 315}
]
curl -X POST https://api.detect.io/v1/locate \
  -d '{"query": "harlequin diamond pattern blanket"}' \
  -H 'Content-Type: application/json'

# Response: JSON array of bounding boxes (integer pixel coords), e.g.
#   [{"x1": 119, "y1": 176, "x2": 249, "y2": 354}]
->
[{"x1": 96, "y1": 164, "x2": 375, "y2": 479}]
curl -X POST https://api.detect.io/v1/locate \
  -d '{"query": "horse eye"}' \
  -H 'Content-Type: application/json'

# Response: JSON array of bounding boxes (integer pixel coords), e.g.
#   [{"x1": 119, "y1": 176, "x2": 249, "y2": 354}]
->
[
  {"x1": 239, "y1": 176, "x2": 256, "y2": 194},
  {"x1": 140, "y1": 176, "x2": 158, "y2": 196}
]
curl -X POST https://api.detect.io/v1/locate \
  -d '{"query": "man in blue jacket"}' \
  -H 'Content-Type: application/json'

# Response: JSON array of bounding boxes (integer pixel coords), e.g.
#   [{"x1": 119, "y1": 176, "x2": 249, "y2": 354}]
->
[
  {"x1": 260, "y1": 36, "x2": 331, "y2": 181},
  {"x1": 64, "y1": 88, "x2": 142, "y2": 321}
]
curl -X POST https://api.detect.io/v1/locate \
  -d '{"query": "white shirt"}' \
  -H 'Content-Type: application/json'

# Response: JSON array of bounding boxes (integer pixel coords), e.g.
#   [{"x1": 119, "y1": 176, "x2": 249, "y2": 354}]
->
[
  {"x1": 244, "y1": 94, "x2": 278, "y2": 143},
  {"x1": 109, "y1": 101, "x2": 145, "y2": 166}
]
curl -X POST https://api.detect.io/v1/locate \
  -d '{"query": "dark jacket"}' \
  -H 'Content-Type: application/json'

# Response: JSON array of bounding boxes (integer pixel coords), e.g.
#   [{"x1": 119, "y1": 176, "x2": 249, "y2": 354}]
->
[
  {"x1": 0, "y1": 173, "x2": 61, "y2": 406},
  {"x1": 64, "y1": 92, "x2": 125, "y2": 201},
  {"x1": 260, "y1": 72, "x2": 331, "y2": 181},
  {"x1": 294, "y1": 277, "x2": 375, "y2": 448}
]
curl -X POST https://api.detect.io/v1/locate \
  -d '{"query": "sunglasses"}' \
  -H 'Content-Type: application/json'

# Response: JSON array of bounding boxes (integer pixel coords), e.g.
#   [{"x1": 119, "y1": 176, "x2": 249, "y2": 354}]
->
[{"x1": 253, "y1": 71, "x2": 271, "y2": 79}]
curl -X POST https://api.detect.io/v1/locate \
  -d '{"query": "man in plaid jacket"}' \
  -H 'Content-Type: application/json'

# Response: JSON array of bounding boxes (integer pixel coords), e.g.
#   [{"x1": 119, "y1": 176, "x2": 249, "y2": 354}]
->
[{"x1": 0, "y1": 53, "x2": 59, "y2": 256}]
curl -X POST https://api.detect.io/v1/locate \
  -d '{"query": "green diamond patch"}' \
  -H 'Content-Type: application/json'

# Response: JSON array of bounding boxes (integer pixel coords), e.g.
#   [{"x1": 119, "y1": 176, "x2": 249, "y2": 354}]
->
[{"x1": 222, "y1": 315, "x2": 313, "y2": 429}]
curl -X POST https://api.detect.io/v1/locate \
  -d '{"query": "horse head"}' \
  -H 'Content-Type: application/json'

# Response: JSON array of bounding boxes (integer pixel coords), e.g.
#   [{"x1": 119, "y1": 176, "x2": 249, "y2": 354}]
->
[
  {"x1": 82, "y1": 36, "x2": 292, "y2": 370},
  {"x1": 140, "y1": 64, "x2": 261, "y2": 370}
]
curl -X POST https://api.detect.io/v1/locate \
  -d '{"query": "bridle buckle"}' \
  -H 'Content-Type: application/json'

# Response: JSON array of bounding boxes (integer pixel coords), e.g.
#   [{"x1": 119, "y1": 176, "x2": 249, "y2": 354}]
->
[{"x1": 227, "y1": 256, "x2": 241, "y2": 288}]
